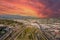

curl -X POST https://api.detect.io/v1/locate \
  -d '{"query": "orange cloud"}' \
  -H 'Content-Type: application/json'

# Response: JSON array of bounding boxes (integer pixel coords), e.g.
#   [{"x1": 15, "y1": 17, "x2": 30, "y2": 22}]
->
[
  {"x1": 0, "y1": 0, "x2": 52, "y2": 18},
  {"x1": 0, "y1": 0, "x2": 60, "y2": 18}
]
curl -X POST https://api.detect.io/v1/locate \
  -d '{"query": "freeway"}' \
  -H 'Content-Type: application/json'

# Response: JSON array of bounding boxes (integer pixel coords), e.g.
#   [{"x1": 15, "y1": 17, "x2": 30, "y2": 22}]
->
[
  {"x1": 0, "y1": 28, "x2": 12, "y2": 40},
  {"x1": 0, "y1": 21, "x2": 54, "y2": 40},
  {"x1": 31, "y1": 22, "x2": 49, "y2": 40},
  {"x1": 43, "y1": 31, "x2": 55, "y2": 40},
  {"x1": 8, "y1": 26, "x2": 26, "y2": 40},
  {"x1": 14, "y1": 27, "x2": 26, "y2": 40}
]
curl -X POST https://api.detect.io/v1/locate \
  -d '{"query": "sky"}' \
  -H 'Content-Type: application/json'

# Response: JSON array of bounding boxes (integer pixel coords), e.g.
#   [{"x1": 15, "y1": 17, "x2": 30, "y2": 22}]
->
[{"x1": 0, "y1": 0, "x2": 60, "y2": 18}]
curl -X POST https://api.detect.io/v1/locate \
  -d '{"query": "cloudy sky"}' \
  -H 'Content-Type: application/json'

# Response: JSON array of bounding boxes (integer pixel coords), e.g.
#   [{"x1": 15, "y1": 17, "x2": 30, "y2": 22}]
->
[{"x1": 0, "y1": 0, "x2": 60, "y2": 18}]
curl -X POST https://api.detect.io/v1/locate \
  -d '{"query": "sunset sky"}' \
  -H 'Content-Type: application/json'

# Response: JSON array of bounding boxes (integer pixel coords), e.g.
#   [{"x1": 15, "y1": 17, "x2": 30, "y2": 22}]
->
[{"x1": 0, "y1": 0, "x2": 60, "y2": 18}]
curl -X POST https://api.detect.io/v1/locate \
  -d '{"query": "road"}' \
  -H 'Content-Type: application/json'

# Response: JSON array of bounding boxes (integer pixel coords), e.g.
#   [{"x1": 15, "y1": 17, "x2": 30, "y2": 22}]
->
[
  {"x1": 0, "y1": 28, "x2": 12, "y2": 40},
  {"x1": 31, "y1": 22, "x2": 49, "y2": 40},
  {"x1": 7, "y1": 26, "x2": 26, "y2": 40},
  {"x1": 0, "y1": 21, "x2": 55, "y2": 40}
]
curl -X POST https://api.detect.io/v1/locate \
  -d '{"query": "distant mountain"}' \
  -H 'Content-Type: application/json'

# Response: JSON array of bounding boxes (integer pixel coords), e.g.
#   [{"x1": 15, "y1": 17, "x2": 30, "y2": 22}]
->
[{"x1": 0, "y1": 14, "x2": 38, "y2": 19}]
